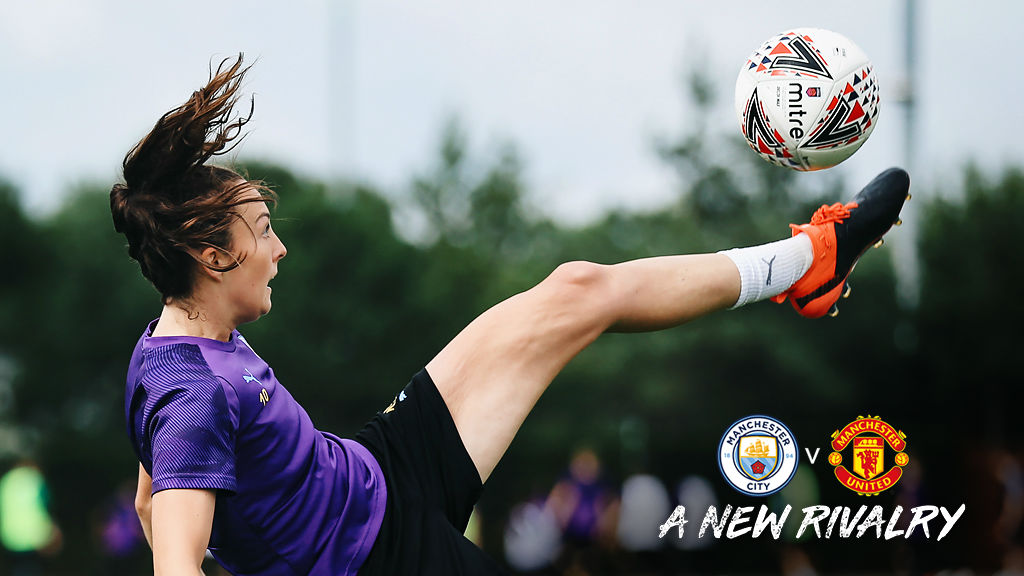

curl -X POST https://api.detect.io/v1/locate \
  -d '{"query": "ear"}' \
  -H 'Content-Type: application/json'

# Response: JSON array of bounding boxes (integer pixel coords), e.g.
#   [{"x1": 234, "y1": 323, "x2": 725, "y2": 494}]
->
[{"x1": 197, "y1": 246, "x2": 225, "y2": 281}]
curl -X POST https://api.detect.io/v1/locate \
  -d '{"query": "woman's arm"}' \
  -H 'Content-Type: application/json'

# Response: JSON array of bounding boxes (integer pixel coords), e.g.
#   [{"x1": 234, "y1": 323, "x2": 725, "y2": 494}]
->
[
  {"x1": 136, "y1": 464, "x2": 153, "y2": 548},
  {"x1": 136, "y1": 464, "x2": 213, "y2": 575},
  {"x1": 150, "y1": 488, "x2": 216, "y2": 576}
]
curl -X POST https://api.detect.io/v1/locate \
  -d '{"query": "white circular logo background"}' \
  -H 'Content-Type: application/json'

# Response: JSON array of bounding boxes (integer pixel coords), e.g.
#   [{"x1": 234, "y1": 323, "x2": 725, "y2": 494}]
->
[{"x1": 717, "y1": 415, "x2": 799, "y2": 496}]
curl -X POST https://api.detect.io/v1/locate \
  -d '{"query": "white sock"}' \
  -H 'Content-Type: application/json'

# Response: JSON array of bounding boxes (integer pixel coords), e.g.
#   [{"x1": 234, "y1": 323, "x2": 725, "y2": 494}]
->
[{"x1": 719, "y1": 234, "x2": 814, "y2": 309}]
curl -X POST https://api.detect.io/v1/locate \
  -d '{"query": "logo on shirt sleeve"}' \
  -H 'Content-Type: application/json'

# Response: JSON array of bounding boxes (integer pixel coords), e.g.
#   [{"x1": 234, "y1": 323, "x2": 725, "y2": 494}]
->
[
  {"x1": 383, "y1": 389, "x2": 409, "y2": 414},
  {"x1": 242, "y1": 368, "x2": 262, "y2": 385},
  {"x1": 243, "y1": 368, "x2": 268, "y2": 407}
]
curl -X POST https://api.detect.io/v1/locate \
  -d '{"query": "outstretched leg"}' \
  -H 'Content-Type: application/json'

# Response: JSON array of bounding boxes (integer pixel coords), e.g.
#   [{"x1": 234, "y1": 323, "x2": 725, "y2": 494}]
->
[{"x1": 427, "y1": 168, "x2": 910, "y2": 482}]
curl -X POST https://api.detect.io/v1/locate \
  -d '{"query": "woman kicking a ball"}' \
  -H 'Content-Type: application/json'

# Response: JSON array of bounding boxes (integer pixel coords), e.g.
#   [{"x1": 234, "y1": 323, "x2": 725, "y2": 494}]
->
[{"x1": 114, "y1": 56, "x2": 909, "y2": 575}]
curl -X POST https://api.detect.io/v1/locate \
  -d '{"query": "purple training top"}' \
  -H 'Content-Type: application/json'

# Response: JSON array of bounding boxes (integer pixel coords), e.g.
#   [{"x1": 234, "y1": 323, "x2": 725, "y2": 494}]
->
[{"x1": 124, "y1": 320, "x2": 386, "y2": 575}]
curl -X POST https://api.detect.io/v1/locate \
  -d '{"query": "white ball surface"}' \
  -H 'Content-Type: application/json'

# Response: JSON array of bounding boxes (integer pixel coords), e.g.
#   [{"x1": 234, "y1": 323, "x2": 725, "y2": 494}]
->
[{"x1": 735, "y1": 28, "x2": 880, "y2": 171}]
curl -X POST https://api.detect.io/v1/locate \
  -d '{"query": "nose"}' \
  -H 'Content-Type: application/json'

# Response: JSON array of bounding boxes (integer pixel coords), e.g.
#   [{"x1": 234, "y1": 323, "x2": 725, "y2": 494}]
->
[{"x1": 274, "y1": 233, "x2": 287, "y2": 262}]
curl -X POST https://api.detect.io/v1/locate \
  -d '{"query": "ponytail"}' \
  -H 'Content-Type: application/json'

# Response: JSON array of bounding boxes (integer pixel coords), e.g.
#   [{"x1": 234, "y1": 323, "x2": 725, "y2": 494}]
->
[{"x1": 110, "y1": 54, "x2": 275, "y2": 303}]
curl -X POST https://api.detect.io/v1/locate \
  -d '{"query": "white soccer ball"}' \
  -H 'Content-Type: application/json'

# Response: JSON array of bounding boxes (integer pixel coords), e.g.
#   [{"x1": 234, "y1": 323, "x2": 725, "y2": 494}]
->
[{"x1": 735, "y1": 28, "x2": 880, "y2": 171}]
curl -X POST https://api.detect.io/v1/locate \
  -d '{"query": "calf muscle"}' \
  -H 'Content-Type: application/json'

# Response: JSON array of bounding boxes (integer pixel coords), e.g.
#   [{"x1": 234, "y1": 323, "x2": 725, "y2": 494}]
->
[{"x1": 428, "y1": 255, "x2": 740, "y2": 482}]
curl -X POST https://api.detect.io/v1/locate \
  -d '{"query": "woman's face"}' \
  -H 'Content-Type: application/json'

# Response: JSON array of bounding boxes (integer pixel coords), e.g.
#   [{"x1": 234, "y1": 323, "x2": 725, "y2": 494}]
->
[{"x1": 222, "y1": 189, "x2": 287, "y2": 325}]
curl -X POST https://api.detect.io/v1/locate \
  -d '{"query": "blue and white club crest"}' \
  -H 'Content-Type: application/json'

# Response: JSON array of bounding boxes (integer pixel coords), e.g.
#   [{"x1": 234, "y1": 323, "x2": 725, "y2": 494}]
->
[
  {"x1": 718, "y1": 415, "x2": 798, "y2": 496},
  {"x1": 737, "y1": 434, "x2": 778, "y2": 480}
]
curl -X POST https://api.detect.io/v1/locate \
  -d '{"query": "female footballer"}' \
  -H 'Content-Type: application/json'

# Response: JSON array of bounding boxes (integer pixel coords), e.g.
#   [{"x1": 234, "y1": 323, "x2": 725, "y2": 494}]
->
[{"x1": 114, "y1": 56, "x2": 909, "y2": 575}]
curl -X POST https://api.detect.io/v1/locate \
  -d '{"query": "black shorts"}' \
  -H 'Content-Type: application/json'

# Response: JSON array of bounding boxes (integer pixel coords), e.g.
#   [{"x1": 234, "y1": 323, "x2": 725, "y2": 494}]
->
[{"x1": 355, "y1": 369, "x2": 508, "y2": 575}]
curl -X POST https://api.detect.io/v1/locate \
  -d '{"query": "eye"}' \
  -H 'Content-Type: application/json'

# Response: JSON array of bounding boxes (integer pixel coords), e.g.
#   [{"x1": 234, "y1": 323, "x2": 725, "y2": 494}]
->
[{"x1": 262, "y1": 221, "x2": 272, "y2": 237}]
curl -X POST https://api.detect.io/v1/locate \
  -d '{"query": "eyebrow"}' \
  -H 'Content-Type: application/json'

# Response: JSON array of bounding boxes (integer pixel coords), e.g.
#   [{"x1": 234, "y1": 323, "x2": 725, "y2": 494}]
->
[{"x1": 255, "y1": 212, "x2": 271, "y2": 223}]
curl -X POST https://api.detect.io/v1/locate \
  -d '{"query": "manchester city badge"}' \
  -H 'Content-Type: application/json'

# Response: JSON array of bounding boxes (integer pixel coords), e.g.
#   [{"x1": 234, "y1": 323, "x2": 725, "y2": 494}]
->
[{"x1": 718, "y1": 415, "x2": 799, "y2": 496}]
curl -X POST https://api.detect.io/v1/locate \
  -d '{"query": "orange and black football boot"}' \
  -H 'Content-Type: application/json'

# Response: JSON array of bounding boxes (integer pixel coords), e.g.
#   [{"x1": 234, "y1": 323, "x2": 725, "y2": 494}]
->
[{"x1": 773, "y1": 167, "x2": 911, "y2": 318}]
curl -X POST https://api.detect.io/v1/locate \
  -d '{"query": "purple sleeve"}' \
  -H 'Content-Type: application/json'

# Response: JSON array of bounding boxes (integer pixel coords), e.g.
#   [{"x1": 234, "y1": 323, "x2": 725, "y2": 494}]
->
[{"x1": 149, "y1": 375, "x2": 239, "y2": 494}]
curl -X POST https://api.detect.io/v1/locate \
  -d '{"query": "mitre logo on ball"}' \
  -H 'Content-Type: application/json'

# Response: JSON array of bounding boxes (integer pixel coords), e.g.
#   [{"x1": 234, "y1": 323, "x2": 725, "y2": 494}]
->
[{"x1": 735, "y1": 28, "x2": 880, "y2": 171}]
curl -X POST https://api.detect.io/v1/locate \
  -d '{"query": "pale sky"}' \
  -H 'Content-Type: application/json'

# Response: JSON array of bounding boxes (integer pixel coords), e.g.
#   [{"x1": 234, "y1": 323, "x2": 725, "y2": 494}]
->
[{"x1": 1, "y1": 1, "x2": 1019, "y2": 223}]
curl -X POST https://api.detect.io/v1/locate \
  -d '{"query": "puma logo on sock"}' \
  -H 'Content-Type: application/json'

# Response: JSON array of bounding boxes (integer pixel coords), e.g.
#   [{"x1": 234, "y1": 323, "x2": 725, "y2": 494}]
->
[{"x1": 762, "y1": 255, "x2": 777, "y2": 286}]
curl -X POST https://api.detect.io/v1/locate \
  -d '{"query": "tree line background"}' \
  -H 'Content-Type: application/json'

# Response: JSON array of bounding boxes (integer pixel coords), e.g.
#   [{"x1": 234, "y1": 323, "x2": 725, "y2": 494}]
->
[{"x1": 0, "y1": 83, "x2": 1021, "y2": 574}]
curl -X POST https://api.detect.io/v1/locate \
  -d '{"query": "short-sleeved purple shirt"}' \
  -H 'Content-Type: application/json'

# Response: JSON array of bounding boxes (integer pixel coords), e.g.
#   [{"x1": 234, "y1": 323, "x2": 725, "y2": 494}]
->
[{"x1": 125, "y1": 320, "x2": 386, "y2": 575}]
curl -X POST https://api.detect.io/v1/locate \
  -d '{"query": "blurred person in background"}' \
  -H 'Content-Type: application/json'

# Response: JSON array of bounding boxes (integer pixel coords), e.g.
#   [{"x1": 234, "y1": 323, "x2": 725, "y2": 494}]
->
[
  {"x1": 615, "y1": 472, "x2": 671, "y2": 574},
  {"x1": 546, "y1": 448, "x2": 618, "y2": 575},
  {"x1": 94, "y1": 480, "x2": 148, "y2": 574},
  {"x1": 504, "y1": 494, "x2": 562, "y2": 574},
  {"x1": 0, "y1": 460, "x2": 62, "y2": 576}
]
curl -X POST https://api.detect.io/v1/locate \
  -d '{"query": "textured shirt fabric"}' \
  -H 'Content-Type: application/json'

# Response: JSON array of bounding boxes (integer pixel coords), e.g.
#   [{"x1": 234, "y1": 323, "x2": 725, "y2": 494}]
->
[{"x1": 124, "y1": 320, "x2": 386, "y2": 575}]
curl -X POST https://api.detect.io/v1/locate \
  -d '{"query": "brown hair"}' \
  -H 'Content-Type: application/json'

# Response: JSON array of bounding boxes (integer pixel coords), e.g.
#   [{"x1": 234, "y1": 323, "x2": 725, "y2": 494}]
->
[{"x1": 110, "y1": 55, "x2": 276, "y2": 304}]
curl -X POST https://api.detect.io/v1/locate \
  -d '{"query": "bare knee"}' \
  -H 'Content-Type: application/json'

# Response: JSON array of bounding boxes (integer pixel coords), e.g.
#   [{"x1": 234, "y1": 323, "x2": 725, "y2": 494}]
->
[
  {"x1": 546, "y1": 261, "x2": 608, "y2": 295},
  {"x1": 549, "y1": 260, "x2": 605, "y2": 285},
  {"x1": 540, "y1": 261, "x2": 616, "y2": 329}
]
